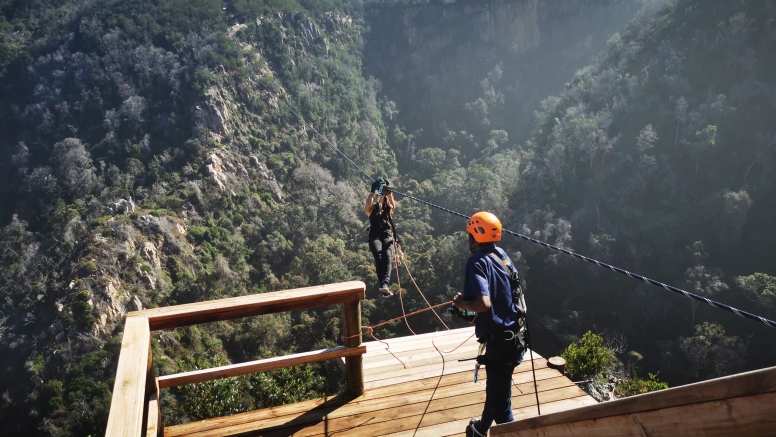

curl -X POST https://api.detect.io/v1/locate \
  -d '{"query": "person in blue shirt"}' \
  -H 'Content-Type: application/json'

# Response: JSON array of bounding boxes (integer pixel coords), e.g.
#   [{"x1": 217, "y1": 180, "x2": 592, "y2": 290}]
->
[{"x1": 453, "y1": 211, "x2": 526, "y2": 437}]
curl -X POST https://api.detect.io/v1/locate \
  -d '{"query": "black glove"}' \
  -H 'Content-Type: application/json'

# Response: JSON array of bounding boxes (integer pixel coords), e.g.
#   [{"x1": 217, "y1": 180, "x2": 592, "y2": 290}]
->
[
  {"x1": 370, "y1": 180, "x2": 381, "y2": 193},
  {"x1": 448, "y1": 305, "x2": 477, "y2": 323}
]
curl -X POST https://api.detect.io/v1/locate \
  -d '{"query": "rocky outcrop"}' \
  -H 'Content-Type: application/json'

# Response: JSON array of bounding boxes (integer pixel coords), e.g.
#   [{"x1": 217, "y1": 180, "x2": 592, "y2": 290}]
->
[
  {"x1": 106, "y1": 197, "x2": 135, "y2": 215},
  {"x1": 402, "y1": 0, "x2": 540, "y2": 67},
  {"x1": 204, "y1": 153, "x2": 231, "y2": 190},
  {"x1": 250, "y1": 156, "x2": 283, "y2": 201},
  {"x1": 194, "y1": 86, "x2": 237, "y2": 139}
]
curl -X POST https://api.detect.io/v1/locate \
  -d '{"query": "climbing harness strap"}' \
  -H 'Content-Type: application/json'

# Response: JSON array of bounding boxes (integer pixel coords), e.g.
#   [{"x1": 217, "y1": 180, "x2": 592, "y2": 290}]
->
[
  {"x1": 486, "y1": 251, "x2": 527, "y2": 316},
  {"x1": 474, "y1": 342, "x2": 486, "y2": 383},
  {"x1": 386, "y1": 204, "x2": 405, "y2": 265}
]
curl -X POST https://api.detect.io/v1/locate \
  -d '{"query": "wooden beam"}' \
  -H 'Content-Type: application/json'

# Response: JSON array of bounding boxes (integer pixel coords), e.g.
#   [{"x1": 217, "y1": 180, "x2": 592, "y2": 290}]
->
[
  {"x1": 491, "y1": 365, "x2": 776, "y2": 435},
  {"x1": 342, "y1": 300, "x2": 364, "y2": 397},
  {"x1": 502, "y1": 391, "x2": 776, "y2": 437},
  {"x1": 105, "y1": 316, "x2": 151, "y2": 437},
  {"x1": 146, "y1": 389, "x2": 161, "y2": 437},
  {"x1": 158, "y1": 345, "x2": 366, "y2": 388},
  {"x1": 129, "y1": 281, "x2": 365, "y2": 330}
]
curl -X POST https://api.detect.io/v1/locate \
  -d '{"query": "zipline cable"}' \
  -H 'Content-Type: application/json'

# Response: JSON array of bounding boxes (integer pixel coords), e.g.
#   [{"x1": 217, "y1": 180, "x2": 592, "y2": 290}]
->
[
  {"x1": 389, "y1": 186, "x2": 776, "y2": 329},
  {"x1": 268, "y1": 81, "x2": 776, "y2": 330},
  {"x1": 259, "y1": 80, "x2": 375, "y2": 183}
]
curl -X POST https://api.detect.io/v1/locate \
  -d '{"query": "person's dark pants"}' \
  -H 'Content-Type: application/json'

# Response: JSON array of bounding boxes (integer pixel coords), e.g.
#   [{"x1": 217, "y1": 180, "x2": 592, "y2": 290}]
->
[
  {"x1": 477, "y1": 365, "x2": 515, "y2": 433},
  {"x1": 369, "y1": 236, "x2": 393, "y2": 287},
  {"x1": 475, "y1": 339, "x2": 525, "y2": 434}
]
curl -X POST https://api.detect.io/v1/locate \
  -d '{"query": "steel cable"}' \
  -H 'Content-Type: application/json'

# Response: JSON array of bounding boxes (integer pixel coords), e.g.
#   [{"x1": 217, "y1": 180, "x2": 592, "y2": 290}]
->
[{"x1": 271, "y1": 83, "x2": 776, "y2": 330}]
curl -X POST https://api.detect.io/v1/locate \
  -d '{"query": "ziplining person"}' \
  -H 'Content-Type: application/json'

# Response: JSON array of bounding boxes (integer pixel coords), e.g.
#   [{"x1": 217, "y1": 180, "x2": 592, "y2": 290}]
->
[
  {"x1": 365, "y1": 176, "x2": 396, "y2": 297},
  {"x1": 453, "y1": 211, "x2": 528, "y2": 437}
]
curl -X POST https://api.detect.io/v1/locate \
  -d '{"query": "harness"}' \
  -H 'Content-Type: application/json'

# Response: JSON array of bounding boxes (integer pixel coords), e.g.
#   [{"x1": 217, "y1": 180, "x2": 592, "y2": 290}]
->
[
  {"x1": 470, "y1": 250, "x2": 528, "y2": 382},
  {"x1": 369, "y1": 194, "x2": 405, "y2": 264}
]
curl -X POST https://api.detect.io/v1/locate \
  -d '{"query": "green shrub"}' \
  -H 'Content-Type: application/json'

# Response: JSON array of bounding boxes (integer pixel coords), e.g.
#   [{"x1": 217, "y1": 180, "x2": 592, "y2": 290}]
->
[
  {"x1": 72, "y1": 290, "x2": 95, "y2": 328},
  {"x1": 148, "y1": 208, "x2": 175, "y2": 217},
  {"x1": 90, "y1": 216, "x2": 113, "y2": 227},
  {"x1": 561, "y1": 331, "x2": 613, "y2": 381},
  {"x1": 78, "y1": 261, "x2": 99, "y2": 276},
  {"x1": 615, "y1": 373, "x2": 668, "y2": 397},
  {"x1": 188, "y1": 225, "x2": 208, "y2": 242}
]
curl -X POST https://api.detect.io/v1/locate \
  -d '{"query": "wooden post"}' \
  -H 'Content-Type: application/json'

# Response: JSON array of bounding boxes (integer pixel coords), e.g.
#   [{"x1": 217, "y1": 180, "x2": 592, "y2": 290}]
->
[
  {"x1": 146, "y1": 378, "x2": 162, "y2": 437},
  {"x1": 547, "y1": 356, "x2": 566, "y2": 374},
  {"x1": 342, "y1": 300, "x2": 363, "y2": 397},
  {"x1": 105, "y1": 317, "x2": 151, "y2": 437},
  {"x1": 145, "y1": 344, "x2": 162, "y2": 436}
]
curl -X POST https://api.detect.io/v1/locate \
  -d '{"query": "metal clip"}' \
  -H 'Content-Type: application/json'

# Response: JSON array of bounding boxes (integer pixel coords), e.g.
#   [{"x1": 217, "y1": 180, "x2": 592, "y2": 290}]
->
[{"x1": 474, "y1": 364, "x2": 480, "y2": 383}]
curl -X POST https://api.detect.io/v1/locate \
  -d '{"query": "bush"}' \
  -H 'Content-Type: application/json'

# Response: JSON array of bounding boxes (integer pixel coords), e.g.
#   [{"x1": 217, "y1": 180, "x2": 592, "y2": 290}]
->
[
  {"x1": 72, "y1": 290, "x2": 95, "y2": 328},
  {"x1": 562, "y1": 331, "x2": 613, "y2": 381},
  {"x1": 90, "y1": 216, "x2": 114, "y2": 227},
  {"x1": 615, "y1": 373, "x2": 668, "y2": 397}
]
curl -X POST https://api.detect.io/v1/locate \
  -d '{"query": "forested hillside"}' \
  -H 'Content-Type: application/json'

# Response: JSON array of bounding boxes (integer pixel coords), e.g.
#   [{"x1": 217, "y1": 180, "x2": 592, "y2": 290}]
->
[
  {"x1": 2, "y1": 0, "x2": 776, "y2": 435},
  {"x1": 382, "y1": 0, "x2": 776, "y2": 398}
]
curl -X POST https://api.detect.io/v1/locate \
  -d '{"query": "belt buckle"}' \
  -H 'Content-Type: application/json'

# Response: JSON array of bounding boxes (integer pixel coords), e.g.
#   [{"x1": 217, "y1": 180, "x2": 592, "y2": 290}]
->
[{"x1": 503, "y1": 330, "x2": 516, "y2": 341}]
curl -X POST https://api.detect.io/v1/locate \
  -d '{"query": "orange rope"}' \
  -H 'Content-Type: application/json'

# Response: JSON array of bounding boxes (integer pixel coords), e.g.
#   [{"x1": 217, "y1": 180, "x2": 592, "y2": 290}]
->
[
  {"x1": 362, "y1": 300, "x2": 453, "y2": 333},
  {"x1": 394, "y1": 244, "x2": 417, "y2": 335},
  {"x1": 433, "y1": 331, "x2": 476, "y2": 354},
  {"x1": 402, "y1": 261, "x2": 450, "y2": 330},
  {"x1": 363, "y1": 327, "x2": 408, "y2": 369}
]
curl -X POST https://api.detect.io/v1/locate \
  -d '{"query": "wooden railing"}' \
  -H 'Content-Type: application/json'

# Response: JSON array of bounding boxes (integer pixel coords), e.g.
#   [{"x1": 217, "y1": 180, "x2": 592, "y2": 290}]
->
[
  {"x1": 105, "y1": 281, "x2": 366, "y2": 437},
  {"x1": 490, "y1": 364, "x2": 776, "y2": 436}
]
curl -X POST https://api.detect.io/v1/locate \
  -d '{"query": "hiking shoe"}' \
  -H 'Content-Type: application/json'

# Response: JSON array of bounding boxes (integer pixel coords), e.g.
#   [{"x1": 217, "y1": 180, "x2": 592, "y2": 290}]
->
[
  {"x1": 380, "y1": 284, "x2": 393, "y2": 297},
  {"x1": 466, "y1": 418, "x2": 484, "y2": 437}
]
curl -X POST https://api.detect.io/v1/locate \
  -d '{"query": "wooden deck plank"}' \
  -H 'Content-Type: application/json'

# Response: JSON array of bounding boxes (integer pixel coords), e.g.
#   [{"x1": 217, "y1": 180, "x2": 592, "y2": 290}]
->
[
  {"x1": 130, "y1": 281, "x2": 365, "y2": 330},
  {"x1": 164, "y1": 396, "x2": 348, "y2": 437},
  {"x1": 287, "y1": 386, "x2": 588, "y2": 437},
  {"x1": 363, "y1": 340, "x2": 480, "y2": 370},
  {"x1": 364, "y1": 352, "x2": 548, "y2": 389},
  {"x1": 381, "y1": 395, "x2": 595, "y2": 437},
  {"x1": 363, "y1": 349, "x2": 477, "y2": 376},
  {"x1": 294, "y1": 382, "x2": 580, "y2": 437},
  {"x1": 361, "y1": 336, "x2": 479, "y2": 367},
  {"x1": 166, "y1": 366, "x2": 572, "y2": 437},
  {"x1": 362, "y1": 344, "x2": 543, "y2": 378},
  {"x1": 165, "y1": 327, "x2": 592, "y2": 437},
  {"x1": 159, "y1": 345, "x2": 365, "y2": 388},
  {"x1": 170, "y1": 369, "x2": 569, "y2": 437},
  {"x1": 362, "y1": 329, "x2": 476, "y2": 354}
]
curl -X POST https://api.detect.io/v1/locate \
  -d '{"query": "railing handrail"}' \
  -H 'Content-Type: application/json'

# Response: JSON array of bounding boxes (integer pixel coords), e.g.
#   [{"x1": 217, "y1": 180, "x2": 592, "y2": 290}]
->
[
  {"x1": 106, "y1": 281, "x2": 366, "y2": 437},
  {"x1": 157, "y1": 345, "x2": 367, "y2": 388},
  {"x1": 129, "y1": 281, "x2": 365, "y2": 330}
]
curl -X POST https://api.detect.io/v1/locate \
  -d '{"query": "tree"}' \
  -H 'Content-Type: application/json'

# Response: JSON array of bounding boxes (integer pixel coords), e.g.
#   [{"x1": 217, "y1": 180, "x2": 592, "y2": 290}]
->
[
  {"x1": 684, "y1": 125, "x2": 717, "y2": 172},
  {"x1": 674, "y1": 96, "x2": 688, "y2": 146},
  {"x1": 721, "y1": 189, "x2": 752, "y2": 239},
  {"x1": 53, "y1": 138, "x2": 98, "y2": 198},
  {"x1": 735, "y1": 273, "x2": 776, "y2": 309},
  {"x1": 678, "y1": 322, "x2": 745, "y2": 380},
  {"x1": 683, "y1": 265, "x2": 728, "y2": 326}
]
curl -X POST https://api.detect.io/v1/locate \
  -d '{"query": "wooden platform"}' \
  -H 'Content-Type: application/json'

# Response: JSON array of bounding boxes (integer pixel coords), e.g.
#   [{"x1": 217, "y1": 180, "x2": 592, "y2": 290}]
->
[{"x1": 164, "y1": 327, "x2": 596, "y2": 436}]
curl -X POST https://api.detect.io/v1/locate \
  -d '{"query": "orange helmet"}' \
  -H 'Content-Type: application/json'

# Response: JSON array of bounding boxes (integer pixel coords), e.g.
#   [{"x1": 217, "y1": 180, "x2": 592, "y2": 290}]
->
[{"x1": 467, "y1": 211, "x2": 502, "y2": 243}]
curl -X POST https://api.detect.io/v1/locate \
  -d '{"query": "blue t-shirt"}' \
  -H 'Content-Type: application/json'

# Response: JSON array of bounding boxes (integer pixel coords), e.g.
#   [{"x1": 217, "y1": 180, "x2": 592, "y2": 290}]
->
[{"x1": 462, "y1": 244, "x2": 522, "y2": 340}]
